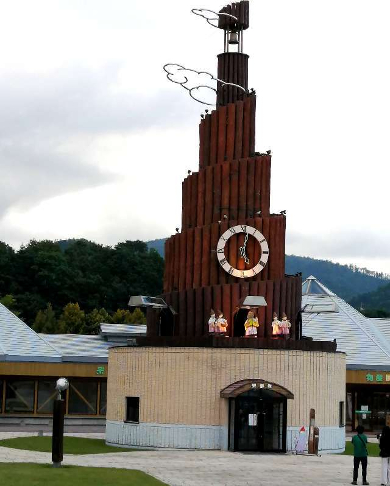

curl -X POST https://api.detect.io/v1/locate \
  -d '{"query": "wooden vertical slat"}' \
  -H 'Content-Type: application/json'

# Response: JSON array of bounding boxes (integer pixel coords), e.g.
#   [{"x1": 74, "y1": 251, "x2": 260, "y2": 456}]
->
[
  {"x1": 199, "y1": 119, "x2": 205, "y2": 169},
  {"x1": 217, "y1": 105, "x2": 227, "y2": 163},
  {"x1": 210, "y1": 222, "x2": 220, "y2": 286},
  {"x1": 213, "y1": 285, "x2": 222, "y2": 318},
  {"x1": 231, "y1": 283, "x2": 240, "y2": 337},
  {"x1": 265, "y1": 280, "x2": 274, "y2": 338},
  {"x1": 246, "y1": 158, "x2": 255, "y2": 219},
  {"x1": 234, "y1": 101, "x2": 244, "y2": 160},
  {"x1": 254, "y1": 156, "x2": 262, "y2": 215},
  {"x1": 203, "y1": 114, "x2": 211, "y2": 167},
  {"x1": 213, "y1": 164, "x2": 222, "y2": 223},
  {"x1": 185, "y1": 228, "x2": 194, "y2": 289},
  {"x1": 204, "y1": 286, "x2": 212, "y2": 335},
  {"x1": 163, "y1": 238, "x2": 169, "y2": 292},
  {"x1": 273, "y1": 280, "x2": 281, "y2": 323},
  {"x1": 179, "y1": 290, "x2": 187, "y2": 337},
  {"x1": 186, "y1": 288, "x2": 195, "y2": 337},
  {"x1": 221, "y1": 162, "x2": 230, "y2": 220},
  {"x1": 249, "y1": 95, "x2": 256, "y2": 155},
  {"x1": 195, "y1": 287, "x2": 204, "y2": 336},
  {"x1": 204, "y1": 166, "x2": 213, "y2": 225},
  {"x1": 264, "y1": 155, "x2": 271, "y2": 216},
  {"x1": 280, "y1": 278, "x2": 287, "y2": 317},
  {"x1": 268, "y1": 217, "x2": 277, "y2": 281},
  {"x1": 178, "y1": 232, "x2": 187, "y2": 291},
  {"x1": 201, "y1": 225, "x2": 211, "y2": 287},
  {"x1": 210, "y1": 110, "x2": 218, "y2": 165},
  {"x1": 238, "y1": 158, "x2": 247, "y2": 220},
  {"x1": 171, "y1": 291, "x2": 179, "y2": 335},
  {"x1": 229, "y1": 160, "x2": 239, "y2": 220},
  {"x1": 193, "y1": 227, "x2": 202, "y2": 288},
  {"x1": 258, "y1": 280, "x2": 267, "y2": 337},
  {"x1": 261, "y1": 217, "x2": 270, "y2": 282},
  {"x1": 173, "y1": 234, "x2": 180, "y2": 292},
  {"x1": 181, "y1": 180, "x2": 186, "y2": 230},
  {"x1": 286, "y1": 277, "x2": 293, "y2": 323},
  {"x1": 222, "y1": 284, "x2": 231, "y2": 337},
  {"x1": 190, "y1": 173, "x2": 198, "y2": 229},
  {"x1": 226, "y1": 103, "x2": 236, "y2": 161},
  {"x1": 242, "y1": 96, "x2": 251, "y2": 157},
  {"x1": 197, "y1": 169, "x2": 205, "y2": 227}
]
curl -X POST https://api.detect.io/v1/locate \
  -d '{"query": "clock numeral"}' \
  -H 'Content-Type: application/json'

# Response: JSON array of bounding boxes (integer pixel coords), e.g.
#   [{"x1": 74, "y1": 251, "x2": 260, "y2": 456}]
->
[
  {"x1": 241, "y1": 271, "x2": 245, "y2": 278},
  {"x1": 259, "y1": 261, "x2": 266, "y2": 267},
  {"x1": 229, "y1": 227, "x2": 236, "y2": 234},
  {"x1": 240, "y1": 225, "x2": 247, "y2": 233},
  {"x1": 252, "y1": 229, "x2": 258, "y2": 235},
  {"x1": 228, "y1": 267, "x2": 234, "y2": 275},
  {"x1": 217, "y1": 248, "x2": 225, "y2": 254},
  {"x1": 252, "y1": 268, "x2": 258, "y2": 276},
  {"x1": 259, "y1": 238, "x2": 266, "y2": 243},
  {"x1": 220, "y1": 235, "x2": 227, "y2": 242},
  {"x1": 220, "y1": 258, "x2": 227, "y2": 266},
  {"x1": 262, "y1": 251, "x2": 269, "y2": 254}
]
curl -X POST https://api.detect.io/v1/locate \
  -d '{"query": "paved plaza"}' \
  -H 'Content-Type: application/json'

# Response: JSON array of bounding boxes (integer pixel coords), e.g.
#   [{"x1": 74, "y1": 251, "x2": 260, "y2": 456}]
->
[{"x1": 0, "y1": 432, "x2": 381, "y2": 486}]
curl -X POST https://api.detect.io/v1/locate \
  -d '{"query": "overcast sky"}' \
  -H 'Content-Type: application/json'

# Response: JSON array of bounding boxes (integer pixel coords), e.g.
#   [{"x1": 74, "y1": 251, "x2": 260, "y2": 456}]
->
[{"x1": 1, "y1": 0, "x2": 390, "y2": 274}]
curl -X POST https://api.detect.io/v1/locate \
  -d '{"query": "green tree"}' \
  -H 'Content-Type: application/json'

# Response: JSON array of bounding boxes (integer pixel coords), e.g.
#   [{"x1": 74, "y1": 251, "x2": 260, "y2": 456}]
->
[
  {"x1": 33, "y1": 303, "x2": 61, "y2": 333},
  {"x1": 83, "y1": 308, "x2": 111, "y2": 334},
  {"x1": 111, "y1": 308, "x2": 133, "y2": 324},
  {"x1": 58, "y1": 303, "x2": 86, "y2": 334},
  {"x1": 0, "y1": 294, "x2": 20, "y2": 316},
  {"x1": 128, "y1": 307, "x2": 146, "y2": 324},
  {"x1": 0, "y1": 242, "x2": 15, "y2": 296}
]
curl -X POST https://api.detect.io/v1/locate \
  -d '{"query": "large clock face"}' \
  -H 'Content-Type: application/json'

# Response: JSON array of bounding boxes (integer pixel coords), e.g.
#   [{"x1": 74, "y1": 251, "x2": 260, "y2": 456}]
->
[{"x1": 216, "y1": 225, "x2": 269, "y2": 279}]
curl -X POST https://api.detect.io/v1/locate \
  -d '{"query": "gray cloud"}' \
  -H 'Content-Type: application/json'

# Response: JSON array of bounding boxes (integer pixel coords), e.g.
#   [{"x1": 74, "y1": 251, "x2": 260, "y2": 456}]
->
[{"x1": 287, "y1": 229, "x2": 390, "y2": 260}]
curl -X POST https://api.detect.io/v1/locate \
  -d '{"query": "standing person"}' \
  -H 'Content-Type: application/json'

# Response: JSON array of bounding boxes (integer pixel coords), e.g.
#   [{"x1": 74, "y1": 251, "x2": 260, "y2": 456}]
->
[
  {"x1": 379, "y1": 426, "x2": 390, "y2": 486},
  {"x1": 351, "y1": 425, "x2": 369, "y2": 485}
]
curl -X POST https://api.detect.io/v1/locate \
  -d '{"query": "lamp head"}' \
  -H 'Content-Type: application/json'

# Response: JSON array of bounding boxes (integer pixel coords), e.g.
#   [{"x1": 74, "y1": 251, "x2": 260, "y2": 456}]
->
[{"x1": 56, "y1": 378, "x2": 69, "y2": 392}]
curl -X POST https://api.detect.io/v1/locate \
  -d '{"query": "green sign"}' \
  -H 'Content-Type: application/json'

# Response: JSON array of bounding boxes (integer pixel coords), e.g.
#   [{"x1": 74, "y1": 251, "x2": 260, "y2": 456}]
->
[
  {"x1": 366, "y1": 373, "x2": 390, "y2": 382},
  {"x1": 96, "y1": 366, "x2": 105, "y2": 375}
]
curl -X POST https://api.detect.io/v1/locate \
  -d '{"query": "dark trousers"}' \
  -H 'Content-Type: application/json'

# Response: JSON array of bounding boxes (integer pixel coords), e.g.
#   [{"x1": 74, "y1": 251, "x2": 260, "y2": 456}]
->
[{"x1": 353, "y1": 456, "x2": 367, "y2": 481}]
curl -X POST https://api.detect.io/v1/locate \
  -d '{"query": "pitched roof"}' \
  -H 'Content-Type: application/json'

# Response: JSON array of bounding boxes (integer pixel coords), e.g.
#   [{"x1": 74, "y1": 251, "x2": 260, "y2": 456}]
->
[
  {"x1": 0, "y1": 303, "x2": 61, "y2": 362},
  {"x1": 302, "y1": 276, "x2": 390, "y2": 370},
  {"x1": 0, "y1": 303, "x2": 146, "y2": 364}
]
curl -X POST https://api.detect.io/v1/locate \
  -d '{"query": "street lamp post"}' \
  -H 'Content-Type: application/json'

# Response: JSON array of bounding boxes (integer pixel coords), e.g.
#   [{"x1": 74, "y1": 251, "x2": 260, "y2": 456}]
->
[{"x1": 52, "y1": 378, "x2": 69, "y2": 468}]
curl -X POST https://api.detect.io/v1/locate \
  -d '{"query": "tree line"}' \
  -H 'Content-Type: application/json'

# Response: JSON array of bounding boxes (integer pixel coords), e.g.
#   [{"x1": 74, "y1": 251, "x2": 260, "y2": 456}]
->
[{"x1": 0, "y1": 239, "x2": 164, "y2": 333}]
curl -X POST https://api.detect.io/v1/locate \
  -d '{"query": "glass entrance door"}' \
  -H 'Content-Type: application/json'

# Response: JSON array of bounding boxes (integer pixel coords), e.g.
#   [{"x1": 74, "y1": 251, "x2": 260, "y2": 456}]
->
[{"x1": 232, "y1": 389, "x2": 286, "y2": 452}]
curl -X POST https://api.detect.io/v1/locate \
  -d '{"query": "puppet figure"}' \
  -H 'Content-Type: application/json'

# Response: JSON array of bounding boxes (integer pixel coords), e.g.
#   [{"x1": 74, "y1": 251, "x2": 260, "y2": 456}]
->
[
  {"x1": 216, "y1": 311, "x2": 228, "y2": 335},
  {"x1": 244, "y1": 310, "x2": 259, "y2": 337},
  {"x1": 208, "y1": 309, "x2": 216, "y2": 334},
  {"x1": 272, "y1": 312, "x2": 281, "y2": 337},
  {"x1": 280, "y1": 312, "x2": 291, "y2": 338}
]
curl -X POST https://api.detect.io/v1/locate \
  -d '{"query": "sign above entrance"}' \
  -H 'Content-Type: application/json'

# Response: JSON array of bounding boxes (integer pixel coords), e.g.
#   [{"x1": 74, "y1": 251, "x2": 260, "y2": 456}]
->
[
  {"x1": 366, "y1": 373, "x2": 390, "y2": 383},
  {"x1": 220, "y1": 379, "x2": 293, "y2": 399}
]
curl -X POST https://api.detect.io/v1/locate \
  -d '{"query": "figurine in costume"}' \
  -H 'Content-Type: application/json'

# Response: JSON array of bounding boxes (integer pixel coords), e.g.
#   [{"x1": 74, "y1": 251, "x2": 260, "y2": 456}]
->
[
  {"x1": 280, "y1": 312, "x2": 291, "y2": 338},
  {"x1": 244, "y1": 310, "x2": 259, "y2": 337},
  {"x1": 208, "y1": 309, "x2": 216, "y2": 334},
  {"x1": 216, "y1": 310, "x2": 228, "y2": 335},
  {"x1": 272, "y1": 312, "x2": 281, "y2": 336}
]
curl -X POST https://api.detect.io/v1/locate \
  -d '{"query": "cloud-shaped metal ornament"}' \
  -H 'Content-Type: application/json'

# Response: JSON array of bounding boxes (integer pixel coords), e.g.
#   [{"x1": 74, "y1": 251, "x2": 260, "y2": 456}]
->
[
  {"x1": 163, "y1": 63, "x2": 247, "y2": 106},
  {"x1": 191, "y1": 8, "x2": 238, "y2": 28}
]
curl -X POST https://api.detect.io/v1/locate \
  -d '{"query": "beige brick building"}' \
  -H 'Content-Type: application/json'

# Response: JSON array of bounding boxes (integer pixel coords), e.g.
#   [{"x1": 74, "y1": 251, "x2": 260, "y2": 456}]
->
[{"x1": 106, "y1": 346, "x2": 346, "y2": 452}]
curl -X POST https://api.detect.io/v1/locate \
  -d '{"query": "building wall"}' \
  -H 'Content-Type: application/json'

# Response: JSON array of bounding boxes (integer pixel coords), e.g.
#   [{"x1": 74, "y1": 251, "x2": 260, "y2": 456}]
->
[{"x1": 107, "y1": 347, "x2": 345, "y2": 451}]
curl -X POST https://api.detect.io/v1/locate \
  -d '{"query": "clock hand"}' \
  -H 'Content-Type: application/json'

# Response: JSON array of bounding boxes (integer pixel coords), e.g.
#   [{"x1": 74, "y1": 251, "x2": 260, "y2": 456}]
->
[{"x1": 239, "y1": 232, "x2": 250, "y2": 264}]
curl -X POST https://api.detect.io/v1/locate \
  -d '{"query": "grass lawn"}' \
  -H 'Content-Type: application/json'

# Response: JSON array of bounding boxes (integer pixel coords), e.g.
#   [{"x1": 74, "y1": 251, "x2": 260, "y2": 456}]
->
[
  {"x1": 0, "y1": 463, "x2": 167, "y2": 486},
  {"x1": 0, "y1": 436, "x2": 137, "y2": 454},
  {"x1": 343, "y1": 441, "x2": 379, "y2": 456}
]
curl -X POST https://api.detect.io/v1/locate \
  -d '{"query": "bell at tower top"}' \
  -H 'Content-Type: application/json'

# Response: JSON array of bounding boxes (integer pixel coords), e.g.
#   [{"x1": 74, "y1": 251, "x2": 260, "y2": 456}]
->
[
  {"x1": 217, "y1": 0, "x2": 249, "y2": 54},
  {"x1": 216, "y1": 1, "x2": 250, "y2": 106}
]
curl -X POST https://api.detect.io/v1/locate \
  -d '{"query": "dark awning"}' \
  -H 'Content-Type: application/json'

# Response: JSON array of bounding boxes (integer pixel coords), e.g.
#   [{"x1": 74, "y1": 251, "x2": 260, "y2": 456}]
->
[{"x1": 220, "y1": 379, "x2": 294, "y2": 399}]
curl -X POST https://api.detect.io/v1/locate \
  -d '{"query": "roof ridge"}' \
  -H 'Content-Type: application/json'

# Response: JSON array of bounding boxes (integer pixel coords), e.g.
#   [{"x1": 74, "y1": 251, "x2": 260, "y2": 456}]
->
[{"x1": 334, "y1": 297, "x2": 390, "y2": 360}]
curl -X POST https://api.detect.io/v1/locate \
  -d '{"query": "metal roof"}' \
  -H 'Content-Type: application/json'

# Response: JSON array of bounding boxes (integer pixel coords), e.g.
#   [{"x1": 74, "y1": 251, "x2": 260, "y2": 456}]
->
[
  {"x1": 302, "y1": 276, "x2": 390, "y2": 370},
  {"x1": 0, "y1": 303, "x2": 145, "y2": 364},
  {"x1": 0, "y1": 303, "x2": 61, "y2": 362}
]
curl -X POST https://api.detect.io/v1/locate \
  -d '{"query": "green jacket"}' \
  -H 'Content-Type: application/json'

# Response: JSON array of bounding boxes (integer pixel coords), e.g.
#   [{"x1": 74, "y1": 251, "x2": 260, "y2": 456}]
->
[{"x1": 352, "y1": 434, "x2": 368, "y2": 457}]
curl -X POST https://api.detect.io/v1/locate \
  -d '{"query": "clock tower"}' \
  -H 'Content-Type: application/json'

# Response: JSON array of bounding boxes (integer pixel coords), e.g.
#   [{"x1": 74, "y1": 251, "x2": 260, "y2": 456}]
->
[{"x1": 149, "y1": 1, "x2": 302, "y2": 340}]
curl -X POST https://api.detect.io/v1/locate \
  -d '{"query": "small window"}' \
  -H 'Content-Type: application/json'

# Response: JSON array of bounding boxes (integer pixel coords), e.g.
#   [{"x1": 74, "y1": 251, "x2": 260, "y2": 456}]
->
[
  {"x1": 126, "y1": 397, "x2": 140, "y2": 423},
  {"x1": 339, "y1": 401, "x2": 345, "y2": 427}
]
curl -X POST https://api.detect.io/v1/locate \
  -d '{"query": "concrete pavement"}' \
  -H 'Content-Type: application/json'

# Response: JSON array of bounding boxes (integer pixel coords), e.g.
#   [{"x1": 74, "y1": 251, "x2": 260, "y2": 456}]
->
[{"x1": 0, "y1": 432, "x2": 382, "y2": 486}]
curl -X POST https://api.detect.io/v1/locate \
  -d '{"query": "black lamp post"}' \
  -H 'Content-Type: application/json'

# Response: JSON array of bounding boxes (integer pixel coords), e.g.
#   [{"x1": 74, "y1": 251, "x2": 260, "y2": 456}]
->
[{"x1": 52, "y1": 377, "x2": 69, "y2": 467}]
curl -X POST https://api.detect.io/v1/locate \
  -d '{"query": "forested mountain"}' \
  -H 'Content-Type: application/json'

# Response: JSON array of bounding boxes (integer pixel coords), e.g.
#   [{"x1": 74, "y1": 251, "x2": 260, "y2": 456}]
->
[
  {"x1": 349, "y1": 283, "x2": 390, "y2": 315},
  {"x1": 147, "y1": 239, "x2": 390, "y2": 302},
  {"x1": 0, "y1": 239, "x2": 164, "y2": 326}
]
